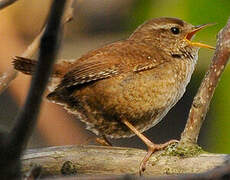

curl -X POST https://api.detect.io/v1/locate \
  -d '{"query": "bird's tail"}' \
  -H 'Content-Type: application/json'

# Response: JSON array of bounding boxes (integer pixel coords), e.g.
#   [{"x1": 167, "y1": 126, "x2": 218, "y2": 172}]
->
[
  {"x1": 13, "y1": 56, "x2": 37, "y2": 75},
  {"x1": 12, "y1": 56, "x2": 73, "y2": 78}
]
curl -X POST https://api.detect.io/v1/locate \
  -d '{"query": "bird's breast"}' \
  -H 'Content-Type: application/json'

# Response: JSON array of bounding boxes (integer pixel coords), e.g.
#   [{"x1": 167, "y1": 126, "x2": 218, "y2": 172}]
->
[
  {"x1": 72, "y1": 57, "x2": 197, "y2": 138},
  {"x1": 95, "y1": 60, "x2": 192, "y2": 112}
]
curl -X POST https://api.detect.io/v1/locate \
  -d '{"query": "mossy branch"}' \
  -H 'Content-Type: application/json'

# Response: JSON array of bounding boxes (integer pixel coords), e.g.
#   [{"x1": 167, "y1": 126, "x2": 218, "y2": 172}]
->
[{"x1": 21, "y1": 145, "x2": 229, "y2": 178}]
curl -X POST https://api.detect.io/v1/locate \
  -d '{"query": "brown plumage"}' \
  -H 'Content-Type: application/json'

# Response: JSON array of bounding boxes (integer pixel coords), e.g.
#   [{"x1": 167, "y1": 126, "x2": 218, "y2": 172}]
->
[
  {"x1": 13, "y1": 17, "x2": 214, "y2": 174},
  {"x1": 13, "y1": 56, "x2": 73, "y2": 78}
]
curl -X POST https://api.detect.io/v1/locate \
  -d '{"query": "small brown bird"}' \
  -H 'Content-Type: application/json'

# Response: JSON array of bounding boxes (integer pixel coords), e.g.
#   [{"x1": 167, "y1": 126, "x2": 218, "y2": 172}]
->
[{"x1": 13, "y1": 17, "x2": 214, "y2": 174}]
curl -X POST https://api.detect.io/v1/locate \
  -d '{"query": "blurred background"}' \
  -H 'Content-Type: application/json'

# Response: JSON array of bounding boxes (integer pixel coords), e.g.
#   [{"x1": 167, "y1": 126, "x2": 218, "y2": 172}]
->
[{"x1": 0, "y1": 0, "x2": 229, "y2": 153}]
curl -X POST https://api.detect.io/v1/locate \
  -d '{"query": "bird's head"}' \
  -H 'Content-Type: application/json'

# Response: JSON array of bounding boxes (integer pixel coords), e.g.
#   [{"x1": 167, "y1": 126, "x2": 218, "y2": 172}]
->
[{"x1": 129, "y1": 17, "x2": 214, "y2": 57}]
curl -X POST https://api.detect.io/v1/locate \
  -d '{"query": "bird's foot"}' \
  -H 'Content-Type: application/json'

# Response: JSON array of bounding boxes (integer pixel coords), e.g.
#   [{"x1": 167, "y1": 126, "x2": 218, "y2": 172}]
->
[{"x1": 139, "y1": 139, "x2": 178, "y2": 176}]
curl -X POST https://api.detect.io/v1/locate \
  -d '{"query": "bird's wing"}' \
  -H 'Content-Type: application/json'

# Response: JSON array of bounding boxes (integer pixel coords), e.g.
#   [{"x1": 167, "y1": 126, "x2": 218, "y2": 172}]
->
[
  {"x1": 57, "y1": 60, "x2": 165, "y2": 91},
  {"x1": 133, "y1": 62, "x2": 165, "y2": 73},
  {"x1": 57, "y1": 59, "x2": 121, "y2": 88},
  {"x1": 54, "y1": 41, "x2": 166, "y2": 90}
]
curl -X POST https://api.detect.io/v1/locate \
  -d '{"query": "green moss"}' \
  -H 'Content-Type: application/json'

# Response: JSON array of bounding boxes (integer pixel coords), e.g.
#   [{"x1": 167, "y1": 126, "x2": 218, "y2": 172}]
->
[
  {"x1": 162, "y1": 143, "x2": 206, "y2": 157},
  {"x1": 61, "y1": 161, "x2": 77, "y2": 175},
  {"x1": 163, "y1": 167, "x2": 184, "y2": 175}
]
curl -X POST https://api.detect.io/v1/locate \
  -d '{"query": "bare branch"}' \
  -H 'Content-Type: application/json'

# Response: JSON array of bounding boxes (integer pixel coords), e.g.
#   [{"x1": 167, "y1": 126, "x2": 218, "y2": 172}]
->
[
  {"x1": 0, "y1": 6, "x2": 45, "y2": 94},
  {"x1": 0, "y1": 69, "x2": 17, "y2": 94},
  {"x1": 0, "y1": 0, "x2": 74, "y2": 95},
  {"x1": 0, "y1": 0, "x2": 67, "y2": 178},
  {"x1": 179, "y1": 17, "x2": 230, "y2": 145},
  {"x1": 0, "y1": 0, "x2": 17, "y2": 10},
  {"x1": 0, "y1": 21, "x2": 44, "y2": 94},
  {"x1": 8, "y1": 0, "x2": 66, "y2": 160}
]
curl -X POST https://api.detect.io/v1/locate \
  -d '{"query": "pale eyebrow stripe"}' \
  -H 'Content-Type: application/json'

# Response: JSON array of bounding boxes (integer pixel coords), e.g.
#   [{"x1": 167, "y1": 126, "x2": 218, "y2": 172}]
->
[{"x1": 149, "y1": 24, "x2": 178, "y2": 29}]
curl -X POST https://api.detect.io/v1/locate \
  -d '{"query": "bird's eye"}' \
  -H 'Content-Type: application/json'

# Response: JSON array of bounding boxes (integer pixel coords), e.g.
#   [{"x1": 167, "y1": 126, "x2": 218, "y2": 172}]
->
[{"x1": 170, "y1": 27, "x2": 180, "y2": 34}]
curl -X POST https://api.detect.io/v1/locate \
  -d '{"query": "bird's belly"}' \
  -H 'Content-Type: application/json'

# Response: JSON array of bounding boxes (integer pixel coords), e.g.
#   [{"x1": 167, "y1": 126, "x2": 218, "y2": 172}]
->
[{"x1": 72, "y1": 69, "x2": 186, "y2": 138}]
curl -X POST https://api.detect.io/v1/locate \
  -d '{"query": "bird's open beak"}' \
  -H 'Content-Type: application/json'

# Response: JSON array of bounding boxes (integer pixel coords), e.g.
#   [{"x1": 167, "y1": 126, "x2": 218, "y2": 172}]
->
[{"x1": 184, "y1": 23, "x2": 215, "y2": 50}]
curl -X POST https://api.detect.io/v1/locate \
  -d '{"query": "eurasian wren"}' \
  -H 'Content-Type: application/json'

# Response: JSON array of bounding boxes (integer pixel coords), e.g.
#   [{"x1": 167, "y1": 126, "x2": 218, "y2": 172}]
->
[{"x1": 13, "y1": 17, "x2": 214, "y2": 174}]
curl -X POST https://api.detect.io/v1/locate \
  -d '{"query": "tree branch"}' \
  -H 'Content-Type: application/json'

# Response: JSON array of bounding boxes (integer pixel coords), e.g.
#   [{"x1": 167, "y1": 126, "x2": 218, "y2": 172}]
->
[
  {"x1": 19, "y1": 16, "x2": 230, "y2": 180},
  {"x1": 7, "y1": 0, "x2": 66, "y2": 153},
  {"x1": 0, "y1": 28, "x2": 44, "y2": 94},
  {"x1": 0, "y1": 0, "x2": 74, "y2": 95},
  {"x1": 0, "y1": 0, "x2": 46, "y2": 95},
  {"x1": 0, "y1": 69, "x2": 17, "y2": 94},
  {"x1": 0, "y1": 6, "x2": 45, "y2": 95},
  {"x1": 1, "y1": 2, "x2": 230, "y2": 179},
  {"x1": 179, "y1": 17, "x2": 230, "y2": 145},
  {"x1": 0, "y1": 0, "x2": 67, "y2": 178},
  {"x1": 0, "y1": 0, "x2": 17, "y2": 10},
  {"x1": 21, "y1": 145, "x2": 229, "y2": 178}
]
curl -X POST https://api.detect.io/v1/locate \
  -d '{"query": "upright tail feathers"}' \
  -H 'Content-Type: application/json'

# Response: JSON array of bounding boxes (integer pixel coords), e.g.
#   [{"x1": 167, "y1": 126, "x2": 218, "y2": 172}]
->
[
  {"x1": 13, "y1": 56, "x2": 37, "y2": 75},
  {"x1": 12, "y1": 56, "x2": 74, "y2": 78}
]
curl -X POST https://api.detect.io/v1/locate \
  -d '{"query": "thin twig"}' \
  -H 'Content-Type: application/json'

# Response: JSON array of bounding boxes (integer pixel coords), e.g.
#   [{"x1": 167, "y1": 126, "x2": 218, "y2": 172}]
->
[
  {"x1": 0, "y1": 0, "x2": 17, "y2": 10},
  {"x1": 0, "y1": 22, "x2": 44, "y2": 95},
  {"x1": 8, "y1": 0, "x2": 66, "y2": 162},
  {"x1": 0, "y1": 69, "x2": 17, "y2": 94},
  {"x1": 179, "y1": 17, "x2": 230, "y2": 145},
  {"x1": 0, "y1": 0, "x2": 74, "y2": 95},
  {"x1": 0, "y1": 0, "x2": 67, "y2": 178},
  {"x1": 0, "y1": 28, "x2": 44, "y2": 94}
]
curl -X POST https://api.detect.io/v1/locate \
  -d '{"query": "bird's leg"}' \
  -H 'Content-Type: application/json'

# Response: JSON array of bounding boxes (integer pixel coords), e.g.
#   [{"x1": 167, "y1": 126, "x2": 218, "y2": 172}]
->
[
  {"x1": 95, "y1": 135, "x2": 112, "y2": 146},
  {"x1": 122, "y1": 119, "x2": 178, "y2": 175}
]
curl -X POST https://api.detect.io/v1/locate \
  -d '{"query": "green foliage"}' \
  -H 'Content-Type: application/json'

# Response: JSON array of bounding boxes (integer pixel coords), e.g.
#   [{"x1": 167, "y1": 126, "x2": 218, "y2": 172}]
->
[
  {"x1": 164, "y1": 143, "x2": 205, "y2": 157},
  {"x1": 127, "y1": 0, "x2": 154, "y2": 31},
  {"x1": 129, "y1": 0, "x2": 230, "y2": 153},
  {"x1": 210, "y1": 69, "x2": 230, "y2": 153}
]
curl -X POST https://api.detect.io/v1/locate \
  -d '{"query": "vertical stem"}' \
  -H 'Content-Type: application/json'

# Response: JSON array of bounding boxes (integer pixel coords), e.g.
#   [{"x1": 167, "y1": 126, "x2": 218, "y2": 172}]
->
[
  {"x1": 179, "y1": 18, "x2": 230, "y2": 145},
  {"x1": 0, "y1": 0, "x2": 17, "y2": 10},
  {"x1": 0, "y1": 0, "x2": 67, "y2": 178},
  {"x1": 8, "y1": 0, "x2": 67, "y2": 159}
]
